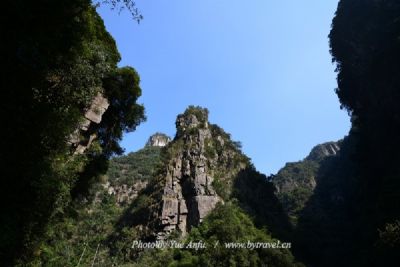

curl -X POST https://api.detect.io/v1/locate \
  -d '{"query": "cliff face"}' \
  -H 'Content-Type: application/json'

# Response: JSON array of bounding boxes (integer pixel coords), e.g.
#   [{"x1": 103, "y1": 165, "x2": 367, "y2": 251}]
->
[{"x1": 156, "y1": 107, "x2": 247, "y2": 239}]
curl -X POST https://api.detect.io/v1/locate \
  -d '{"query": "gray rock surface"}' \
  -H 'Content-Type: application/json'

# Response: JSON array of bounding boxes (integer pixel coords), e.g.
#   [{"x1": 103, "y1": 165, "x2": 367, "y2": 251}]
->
[
  {"x1": 146, "y1": 133, "x2": 171, "y2": 147},
  {"x1": 306, "y1": 141, "x2": 341, "y2": 161},
  {"x1": 157, "y1": 108, "x2": 221, "y2": 239},
  {"x1": 69, "y1": 93, "x2": 109, "y2": 154},
  {"x1": 84, "y1": 93, "x2": 110, "y2": 124}
]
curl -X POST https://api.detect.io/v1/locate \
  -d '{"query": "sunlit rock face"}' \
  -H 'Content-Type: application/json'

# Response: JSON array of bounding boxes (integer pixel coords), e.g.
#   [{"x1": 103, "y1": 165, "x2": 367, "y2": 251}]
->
[
  {"x1": 157, "y1": 107, "x2": 220, "y2": 239},
  {"x1": 68, "y1": 93, "x2": 110, "y2": 154},
  {"x1": 155, "y1": 107, "x2": 248, "y2": 240},
  {"x1": 146, "y1": 133, "x2": 171, "y2": 147}
]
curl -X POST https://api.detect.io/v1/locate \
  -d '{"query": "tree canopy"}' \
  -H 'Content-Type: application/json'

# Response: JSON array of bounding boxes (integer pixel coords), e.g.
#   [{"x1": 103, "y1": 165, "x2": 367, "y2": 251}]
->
[{"x1": 1, "y1": 1, "x2": 145, "y2": 265}]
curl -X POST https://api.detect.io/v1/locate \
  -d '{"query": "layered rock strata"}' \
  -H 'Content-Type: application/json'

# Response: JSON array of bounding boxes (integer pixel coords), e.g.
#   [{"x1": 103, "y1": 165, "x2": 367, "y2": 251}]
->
[{"x1": 157, "y1": 108, "x2": 221, "y2": 239}]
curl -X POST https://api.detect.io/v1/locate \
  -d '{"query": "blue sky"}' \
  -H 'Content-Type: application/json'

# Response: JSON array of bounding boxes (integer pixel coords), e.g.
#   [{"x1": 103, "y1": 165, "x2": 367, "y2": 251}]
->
[{"x1": 98, "y1": 0, "x2": 350, "y2": 175}]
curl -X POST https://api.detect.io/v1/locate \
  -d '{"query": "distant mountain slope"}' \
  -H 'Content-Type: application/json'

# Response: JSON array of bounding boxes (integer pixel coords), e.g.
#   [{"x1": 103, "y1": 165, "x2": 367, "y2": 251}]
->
[
  {"x1": 271, "y1": 137, "x2": 365, "y2": 266},
  {"x1": 272, "y1": 141, "x2": 342, "y2": 224},
  {"x1": 105, "y1": 145, "x2": 163, "y2": 205},
  {"x1": 108, "y1": 146, "x2": 163, "y2": 186}
]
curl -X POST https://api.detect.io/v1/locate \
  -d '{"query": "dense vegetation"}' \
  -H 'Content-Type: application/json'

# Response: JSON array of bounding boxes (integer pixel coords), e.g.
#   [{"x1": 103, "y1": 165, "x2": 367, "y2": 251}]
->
[
  {"x1": 325, "y1": 1, "x2": 400, "y2": 265},
  {"x1": 272, "y1": 141, "x2": 341, "y2": 225},
  {"x1": 272, "y1": 137, "x2": 359, "y2": 266},
  {"x1": 132, "y1": 202, "x2": 302, "y2": 267},
  {"x1": 28, "y1": 144, "x2": 162, "y2": 266},
  {"x1": 1, "y1": 0, "x2": 145, "y2": 265},
  {"x1": 329, "y1": 1, "x2": 400, "y2": 242},
  {"x1": 107, "y1": 146, "x2": 163, "y2": 187},
  {"x1": 270, "y1": 1, "x2": 400, "y2": 266},
  {"x1": 273, "y1": 161, "x2": 319, "y2": 224}
]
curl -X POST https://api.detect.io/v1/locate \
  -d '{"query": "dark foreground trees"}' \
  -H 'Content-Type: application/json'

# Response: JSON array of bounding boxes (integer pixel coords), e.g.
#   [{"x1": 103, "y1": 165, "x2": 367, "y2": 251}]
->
[
  {"x1": 286, "y1": 1, "x2": 400, "y2": 266},
  {"x1": 1, "y1": 1, "x2": 144, "y2": 265},
  {"x1": 329, "y1": 1, "x2": 400, "y2": 265}
]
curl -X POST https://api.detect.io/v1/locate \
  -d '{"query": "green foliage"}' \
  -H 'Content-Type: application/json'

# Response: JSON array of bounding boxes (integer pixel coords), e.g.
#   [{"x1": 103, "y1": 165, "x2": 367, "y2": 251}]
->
[
  {"x1": 204, "y1": 138, "x2": 216, "y2": 159},
  {"x1": 104, "y1": 179, "x2": 166, "y2": 264},
  {"x1": 183, "y1": 106, "x2": 209, "y2": 125},
  {"x1": 278, "y1": 189, "x2": 311, "y2": 225},
  {"x1": 374, "y1": 220, "x2": 400, "y2": 267},
  {"x1": 161, "y1": 139, "x2": 184, "y2": 167},
  {"x1": 100, "y1": 66, "x2": 146, "y2": 156},
  {"x1": 268, "y1": 137, "x2": 367, "y2": 267},
  {"x1": 377, "y1": 221, "x2": 400, "y2": 248},
  {"x1": 272, "y1": 159, "x2": 320, "y2": 222},
  {"x1": 284, "y1": 1, "x2": 400, "y2": 266},
  {"x1": 233, "y1": 167, "x2": 292, "y2": 240},
  {"x1": 1, "y1": 1, "x2": 145, "y2": 264},
  {"x1": 107, "y1": 146, "x2": 162, "y2": 186},
  {"x1": 25, "y1": 144, "x2": 164, "y2": 266},
  {"x1": 211, "y1": 173, "x2": 230, "y2": 200},
  {"x1": 163, "y1": 202, "x2": 302, "y2": 267},
  {"x1": 100, "y1": 0, "x2": 143, "y2": 22},
  {"x1": 329, "y1": 0, "x2": 400, "y2": 236},
  {"x1": 117, "y1": 202, "x2": 302, "y2": 267},
  {"x1": 21, "y1": 192, "x2": 123, "y2": 267}
]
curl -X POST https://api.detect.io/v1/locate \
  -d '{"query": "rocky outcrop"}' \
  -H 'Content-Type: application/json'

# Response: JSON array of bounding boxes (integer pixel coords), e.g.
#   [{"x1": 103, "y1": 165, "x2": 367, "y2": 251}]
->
[
  {"x1": 273, "y1": 140, "x2": 342, "y2": 193},
  {"x1": 83, "y1": 93, "x2": 110, "y2": 124},
  {"x1": 69, "y1": 93, "x2": 110, "y2": 154},
  {"x1": 157, "y1": 108, "x2": 221, "y2": 239},
  {"x1": 306, "y1": 141, "x2": 341, "y2": 161},
  {"x1": 146, "y1": 133, "x2": 171, "y2": 147}
]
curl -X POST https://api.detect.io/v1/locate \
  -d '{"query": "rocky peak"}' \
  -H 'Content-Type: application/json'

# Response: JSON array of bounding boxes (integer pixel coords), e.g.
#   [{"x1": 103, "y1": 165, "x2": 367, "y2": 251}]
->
[
  {"x1": 155, "y1": 106, "x2": 247, "y2": 239},
  {"x1": 306, "y1": 141, "x2": 342, "y2": 161},
  {"x1": 176, "y1": 106, "x2": 209, "y2": 137},
  {"x1": 146, "y1": 133, "x2": 171, "y2": 147}
]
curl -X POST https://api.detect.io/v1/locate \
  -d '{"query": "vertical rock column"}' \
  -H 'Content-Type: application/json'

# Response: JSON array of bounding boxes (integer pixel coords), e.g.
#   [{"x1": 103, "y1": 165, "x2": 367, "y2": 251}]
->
[{"x1": 158, "y1": 109, "x2": 221, "y2": 239}]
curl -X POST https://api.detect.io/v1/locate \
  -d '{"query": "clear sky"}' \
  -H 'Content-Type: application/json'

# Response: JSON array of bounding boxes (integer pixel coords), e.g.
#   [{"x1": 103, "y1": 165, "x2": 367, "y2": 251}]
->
[{"x1": 98, "y1": 0, "x2": 350, "y2": 175}]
